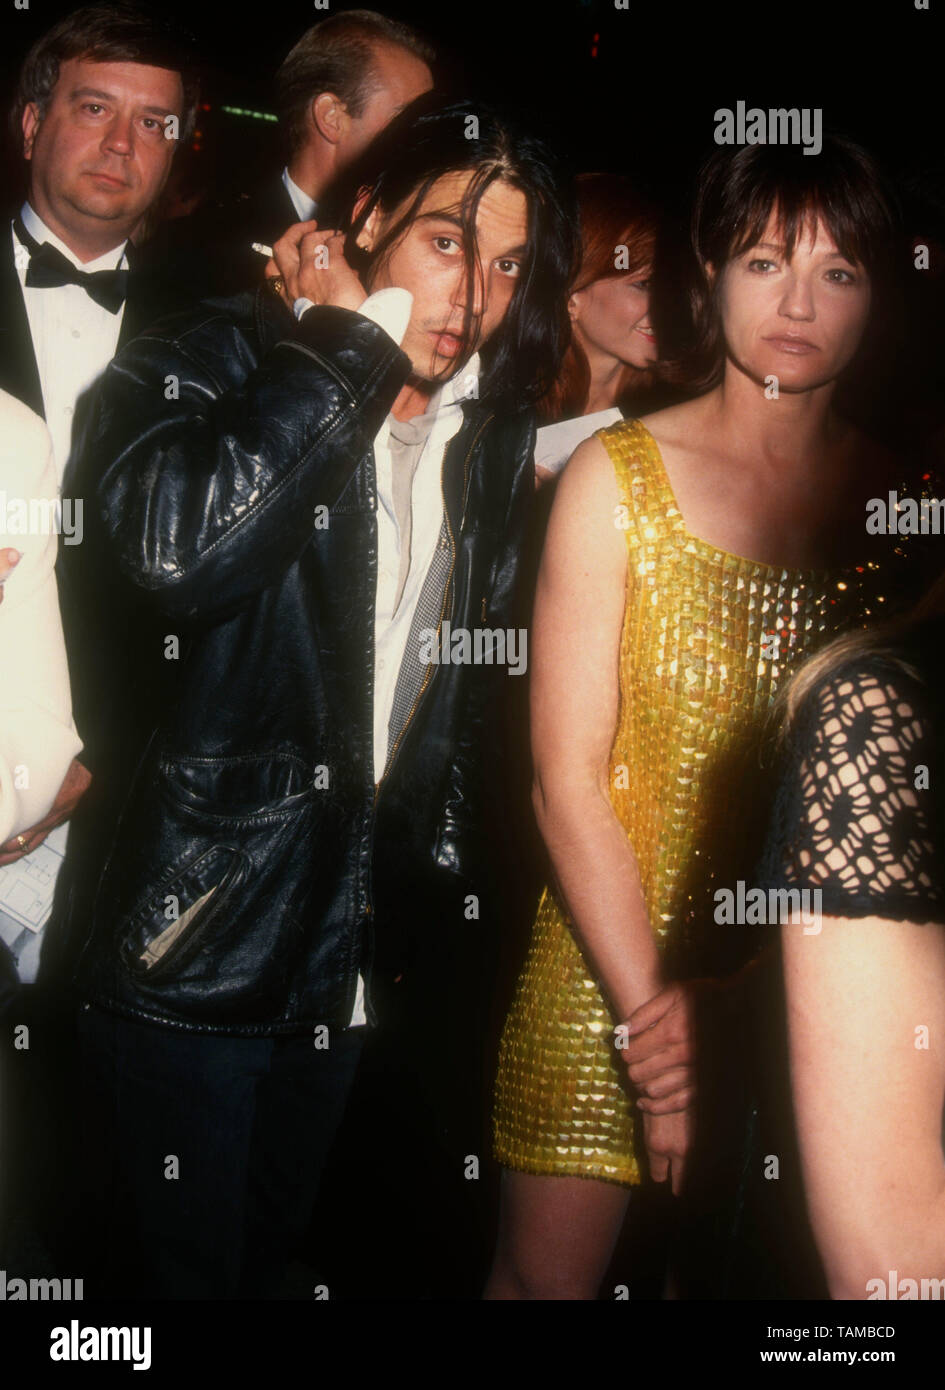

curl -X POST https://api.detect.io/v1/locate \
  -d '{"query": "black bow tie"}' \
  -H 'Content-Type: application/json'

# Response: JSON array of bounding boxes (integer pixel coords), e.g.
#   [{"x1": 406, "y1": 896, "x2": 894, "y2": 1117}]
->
[{"x1": 14, "y1": 216, "x2": 129, "y2": 314}]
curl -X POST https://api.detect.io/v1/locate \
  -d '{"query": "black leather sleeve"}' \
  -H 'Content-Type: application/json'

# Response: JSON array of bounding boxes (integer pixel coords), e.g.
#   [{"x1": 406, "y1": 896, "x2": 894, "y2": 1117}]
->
[{"x1": 90, "y1": 303, "x2": 411, "y2": 621}]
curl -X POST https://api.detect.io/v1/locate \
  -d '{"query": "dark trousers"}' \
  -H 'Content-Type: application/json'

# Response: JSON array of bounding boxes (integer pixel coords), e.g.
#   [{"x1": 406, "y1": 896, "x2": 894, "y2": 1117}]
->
[
  {"x1": 312, "y1": 913, "x2": 503, "y2": 1299},
  {"x1": 670, "y1": 948, "x2": 827, "y2": 1300},
  {"x1": 75, "y1": 1003, "x2": 364, "y2": 1299},
  {"x1": 0, "y1": 983, "x2": 80, "y2": 1274}
]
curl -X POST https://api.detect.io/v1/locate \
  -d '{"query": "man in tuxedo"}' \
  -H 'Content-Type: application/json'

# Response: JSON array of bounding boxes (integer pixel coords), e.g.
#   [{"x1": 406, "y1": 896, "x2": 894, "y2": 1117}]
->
[
  {"x1": 0, "y1": 2, "x2": 197, "y2": 881},
  {"x1": 163, "y1": 10, "x2": 434, "y2": 296},
  {"x1": 0, "y1": 1, "x2": 198, "y2": 1269}
]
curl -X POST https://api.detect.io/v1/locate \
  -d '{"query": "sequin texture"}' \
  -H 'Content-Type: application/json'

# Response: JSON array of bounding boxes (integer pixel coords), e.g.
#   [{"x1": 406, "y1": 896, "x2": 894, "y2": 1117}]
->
[{"x1": 493, "y1": 418, "x2": 909, "y2": 1186}]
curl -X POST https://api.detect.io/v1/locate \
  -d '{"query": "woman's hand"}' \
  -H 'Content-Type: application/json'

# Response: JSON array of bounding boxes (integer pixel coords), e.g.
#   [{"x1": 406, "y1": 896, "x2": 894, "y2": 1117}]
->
[
  {"x1": 0, "y1": 758, "x2": 91, "y2": 865},
  {"x1": 642, "y1": 1107, "x2": 692, "y2": 1195},
  {"x1": 0, "y1": 548, "x2": 21, "y2": 605},
  {"x1": 618, "y1": 975, "x2": 735, "y2": 1112},
  {"x1": 617, "y1": 980, "x2": 702, "y2": 1112},
  {"x1": 265, "y1": 221, "x2": 366, "y2": 315}
]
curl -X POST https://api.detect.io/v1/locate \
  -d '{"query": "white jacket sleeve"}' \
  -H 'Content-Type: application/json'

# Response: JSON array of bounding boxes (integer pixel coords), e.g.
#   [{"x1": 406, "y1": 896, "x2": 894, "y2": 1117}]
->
[{"x1": 0, "y1": 390, "x2": 83, "y2": 844}]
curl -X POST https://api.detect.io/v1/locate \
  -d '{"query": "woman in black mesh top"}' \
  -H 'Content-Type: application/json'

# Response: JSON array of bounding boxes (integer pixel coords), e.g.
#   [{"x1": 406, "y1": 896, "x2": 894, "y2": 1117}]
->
[{"x1": 760, "y1": 574, "x2": 945, "y2": 1299}]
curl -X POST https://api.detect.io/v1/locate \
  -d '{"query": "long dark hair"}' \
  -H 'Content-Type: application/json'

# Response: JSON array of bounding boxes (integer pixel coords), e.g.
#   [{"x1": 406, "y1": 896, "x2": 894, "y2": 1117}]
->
[
  {"x1": 340, "y1": 99, "x2": 579, "y2": 414},
  {"x1": 677, "y1": 135, "x2": 902, "y2": 402}
]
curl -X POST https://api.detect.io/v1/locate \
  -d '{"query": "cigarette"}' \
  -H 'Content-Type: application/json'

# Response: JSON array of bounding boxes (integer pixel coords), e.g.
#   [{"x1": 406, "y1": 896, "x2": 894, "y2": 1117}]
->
[{"x1": 251, "y1": 242, "x2": 273, "y2": 258}]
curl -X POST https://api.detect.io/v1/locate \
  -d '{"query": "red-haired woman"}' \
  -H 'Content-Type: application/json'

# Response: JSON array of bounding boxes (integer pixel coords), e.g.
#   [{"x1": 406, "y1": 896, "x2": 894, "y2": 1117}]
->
[{"x1": 534, "y1": 173, "x2": 661, "y2": 484}]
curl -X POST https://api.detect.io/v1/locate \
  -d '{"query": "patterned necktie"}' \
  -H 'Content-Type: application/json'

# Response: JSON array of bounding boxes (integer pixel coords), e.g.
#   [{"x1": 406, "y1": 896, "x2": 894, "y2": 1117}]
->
[
  {"x1": 386, "y1": 519, "x2": 453, "y2": 768},
  {"x1": 14, "y1": 216, "x2": 129, "y2": 314}
]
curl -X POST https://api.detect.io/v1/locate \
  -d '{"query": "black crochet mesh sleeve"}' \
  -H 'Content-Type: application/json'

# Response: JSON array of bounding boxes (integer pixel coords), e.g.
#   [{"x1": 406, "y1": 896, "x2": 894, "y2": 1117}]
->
[{"x1": 758, "y1": 654, "x2": 945, "y2": 924}]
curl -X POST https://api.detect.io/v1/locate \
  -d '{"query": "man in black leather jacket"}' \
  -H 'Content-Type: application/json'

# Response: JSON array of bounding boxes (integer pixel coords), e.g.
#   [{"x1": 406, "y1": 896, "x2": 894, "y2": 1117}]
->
[{"x1": 53, "y1": 100, "x2": 576, "y2": 1297}]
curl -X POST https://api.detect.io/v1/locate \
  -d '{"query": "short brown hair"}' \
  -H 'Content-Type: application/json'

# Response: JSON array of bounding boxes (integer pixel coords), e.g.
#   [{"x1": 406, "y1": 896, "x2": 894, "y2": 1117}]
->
[
  {"x1": 681, "y1": 135, "x2": 900, "y2": 394},
  {"x1": 275, "y1": 10, "x2": 434, "y2": 156},
  {"x1": 14, "y1": 2, "x2": 200, "y2": 146}
]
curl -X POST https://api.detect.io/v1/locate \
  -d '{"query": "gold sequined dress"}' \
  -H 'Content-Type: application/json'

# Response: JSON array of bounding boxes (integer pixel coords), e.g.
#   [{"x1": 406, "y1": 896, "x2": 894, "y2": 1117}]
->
[{"x1": 493, "y1": 418, "x2": 910, "y2": 1186}]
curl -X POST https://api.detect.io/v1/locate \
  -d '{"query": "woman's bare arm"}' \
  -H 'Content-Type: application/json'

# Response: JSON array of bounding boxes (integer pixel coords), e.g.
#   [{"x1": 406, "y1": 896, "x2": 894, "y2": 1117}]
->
[
  {"x1": 530, "y1": 434, "x2": 662, "y2": 1022},
  {"x1": 783, "y1": 913, "x2": 945, "y2": 1298}
]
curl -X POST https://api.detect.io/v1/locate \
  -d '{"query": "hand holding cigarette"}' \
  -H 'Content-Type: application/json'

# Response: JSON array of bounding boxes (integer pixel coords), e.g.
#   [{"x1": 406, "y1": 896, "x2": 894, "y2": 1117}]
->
[{"x1": 262, "y1": 220, "x2": 366, "y2": 315}]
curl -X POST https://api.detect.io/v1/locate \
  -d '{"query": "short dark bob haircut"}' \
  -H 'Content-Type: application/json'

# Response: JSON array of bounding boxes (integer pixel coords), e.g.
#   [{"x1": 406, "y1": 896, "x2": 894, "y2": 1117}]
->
[
  {"x1": 13, "y1": 2, "x2": 200, "y2": 148},
  {"x1": 680, "y1": 134, "x2": 901, "y2": 394},
  {"x1": 340, "y1": 98, "x2": 579, "y2": 415}
]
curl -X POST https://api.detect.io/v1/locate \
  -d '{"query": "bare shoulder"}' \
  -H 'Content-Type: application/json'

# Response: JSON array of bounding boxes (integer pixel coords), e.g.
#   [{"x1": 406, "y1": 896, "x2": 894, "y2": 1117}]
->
[
  {"x1": 548, "y1": 434, "x2": 627, "y2": 570},
  {"x1": 557, "y1": 432, "x2": 621, "y2": 511},
  {"x1": 638, "y1": 396, "x2": 713, "y2": 458}
]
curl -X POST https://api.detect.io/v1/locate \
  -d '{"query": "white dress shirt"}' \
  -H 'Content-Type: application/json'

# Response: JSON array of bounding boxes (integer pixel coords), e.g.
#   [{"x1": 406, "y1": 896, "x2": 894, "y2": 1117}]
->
[
  {"x1": 282, "y1": 167, "x2": 319, "y2": 224},
  {"x1": 372, "y1": 354, "x2": 479, "y2": 780},
  {"x1": 13, "y1": 202, "x2": 128, "y2": 486}
]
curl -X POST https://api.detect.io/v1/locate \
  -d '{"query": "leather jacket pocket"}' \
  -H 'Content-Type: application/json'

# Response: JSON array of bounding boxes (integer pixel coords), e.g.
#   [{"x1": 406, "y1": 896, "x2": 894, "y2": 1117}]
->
[
  {"x1": 92, "y1": 749, "x2": 322, "y2": 1017},
  {"x1": 159, "y1": 750, "x2": 316, "y2": 824},
  {"x1": 120, "y1": 844, "x2": 247, "y2": 981}
]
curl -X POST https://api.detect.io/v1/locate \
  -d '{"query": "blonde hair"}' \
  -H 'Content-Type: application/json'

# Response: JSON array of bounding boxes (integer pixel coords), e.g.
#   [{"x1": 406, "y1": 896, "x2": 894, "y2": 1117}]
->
[{"x1": 778, "y1": 567, "x2": 945, "y2": 737}]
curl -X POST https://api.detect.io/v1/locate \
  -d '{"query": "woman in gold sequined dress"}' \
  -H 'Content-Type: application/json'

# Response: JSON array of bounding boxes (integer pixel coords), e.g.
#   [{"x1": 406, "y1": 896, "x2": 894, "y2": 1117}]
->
[{"x1": 487, "y1": 138, "x2": 924, "y2": 1299}]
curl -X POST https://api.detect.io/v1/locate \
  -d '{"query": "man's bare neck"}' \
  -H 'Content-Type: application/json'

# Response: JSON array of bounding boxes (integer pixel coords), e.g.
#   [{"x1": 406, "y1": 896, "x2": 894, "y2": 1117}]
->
[
  {"x1": 391, "y1": 379, "x2": 437, "y2": 422},
  {"x1": 285, "y1": 151, "x2": 329, "y2": 208},
  {"x1": 26, "y1": 196, "x2": 127, "y2": 265}
]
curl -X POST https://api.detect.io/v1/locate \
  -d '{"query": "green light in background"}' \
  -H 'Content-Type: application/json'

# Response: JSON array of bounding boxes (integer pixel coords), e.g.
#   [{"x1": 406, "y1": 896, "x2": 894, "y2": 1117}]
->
[{"x1": 220, "y1": 106, "x2": 278, "y2": 123}]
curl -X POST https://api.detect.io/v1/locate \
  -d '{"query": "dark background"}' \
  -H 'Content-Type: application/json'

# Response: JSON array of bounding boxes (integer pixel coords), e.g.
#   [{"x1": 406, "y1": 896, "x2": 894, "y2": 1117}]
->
[{"x1": 3, "y1": 0, "x2": 943, "y2": 223}]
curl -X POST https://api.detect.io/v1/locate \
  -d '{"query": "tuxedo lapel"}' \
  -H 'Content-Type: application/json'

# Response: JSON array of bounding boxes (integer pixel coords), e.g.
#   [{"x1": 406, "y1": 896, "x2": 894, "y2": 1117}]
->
[
  {"x1": 0, "y1": 214, "x2": 179, "y2": 402},
  {"x1": 0, "y1": 229, "x2": 44, "y2": 418}
]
